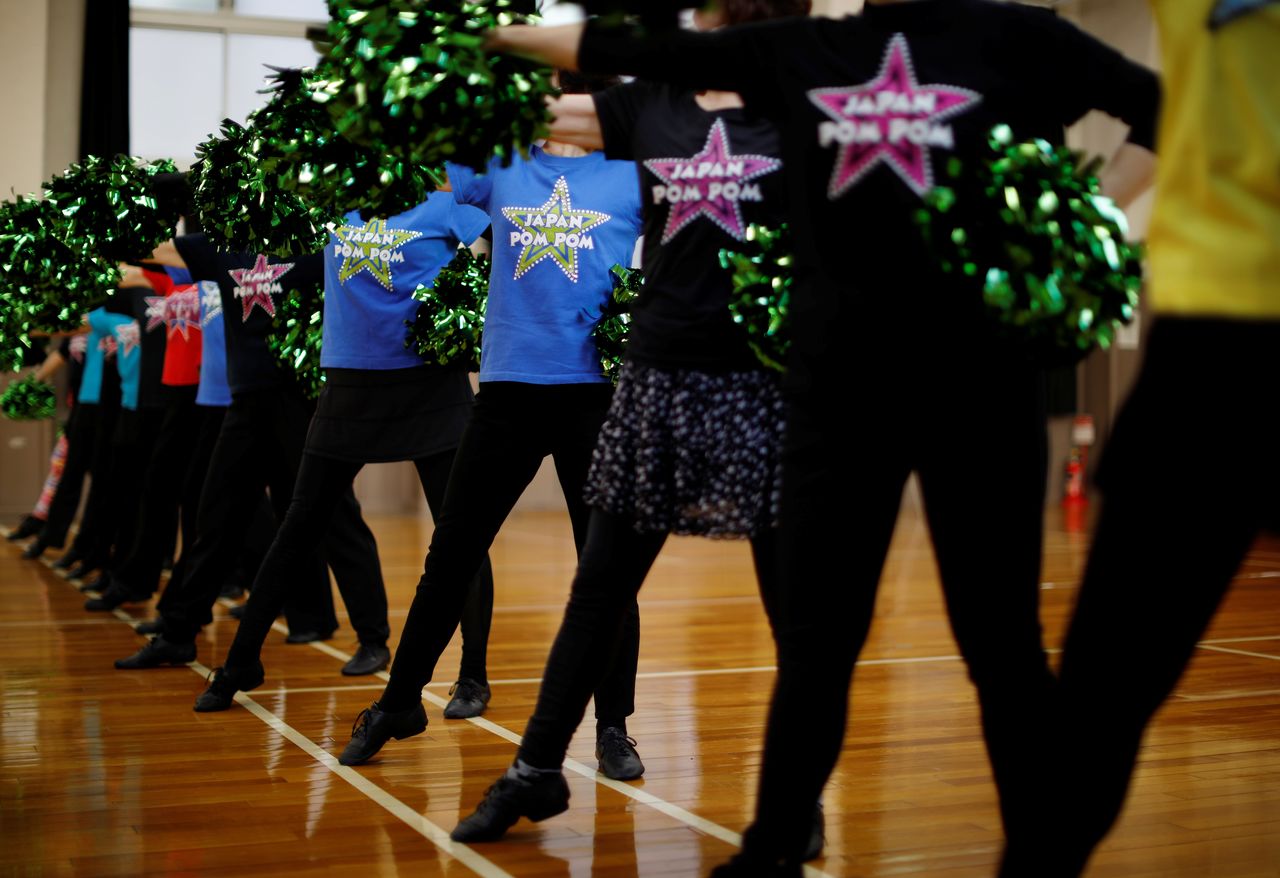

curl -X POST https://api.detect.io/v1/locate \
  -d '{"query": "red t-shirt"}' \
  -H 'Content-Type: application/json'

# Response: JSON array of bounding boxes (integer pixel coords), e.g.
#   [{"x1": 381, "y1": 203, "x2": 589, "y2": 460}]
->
[{"x1": 151, "y1": 284, "x2": 203, "y2": 387}]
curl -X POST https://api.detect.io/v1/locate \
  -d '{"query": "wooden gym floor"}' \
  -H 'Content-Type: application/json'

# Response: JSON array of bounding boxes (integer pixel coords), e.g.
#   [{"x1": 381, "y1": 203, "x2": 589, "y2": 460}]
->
[{"x1": 1, "y1": 502, "x2": 1278, "y2": 877}]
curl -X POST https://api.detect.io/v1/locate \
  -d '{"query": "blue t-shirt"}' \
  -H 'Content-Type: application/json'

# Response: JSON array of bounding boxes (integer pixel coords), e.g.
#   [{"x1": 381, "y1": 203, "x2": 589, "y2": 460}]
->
[
  {"x1": 196, "y1": 281, "x2": 232, "y2": 407},
  {"x1": 321, "y1": 193, "x2": 489, "y2": 370},
  {"x1": 447, "y1": 147, "x2": 643, "y2": 384},
  {"x1": 112, "y1": 316, "x2": 144, "y2": 411},
  {"x1": 80, "y1": 308, "x2": 129, "y2": 405}
]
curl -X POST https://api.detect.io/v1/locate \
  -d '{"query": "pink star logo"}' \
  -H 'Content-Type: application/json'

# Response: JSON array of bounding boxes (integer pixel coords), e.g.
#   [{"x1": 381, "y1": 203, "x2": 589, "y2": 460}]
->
[
  {"x1": 164, "y1": 287, "x2": 201, "y2": 340},
  {"x1": 144, "y1": 295, "x2": 168, "y2": 333},
  {"x1": 99, "y1": 336, "x2": 118, "y2": 359},
  {"x1": 227, "y1": 255, "x2": 294, "y2": 321},
  {"x1": 69, "y1": 334, "x2": 87, "y2": 362},
  {"x1": 115, "y1": 323, "x2": 141, "y2": 358},
  {"x1": 808, "y1": 34, "x2": 981, "y2": 199},
  {"x1": 644, "y1": 118, "x2": 782, "y2": 243}
]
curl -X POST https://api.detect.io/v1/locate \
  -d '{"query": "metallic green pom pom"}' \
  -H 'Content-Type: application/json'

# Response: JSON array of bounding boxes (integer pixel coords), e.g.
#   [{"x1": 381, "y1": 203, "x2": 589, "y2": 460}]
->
[
  {"x1": 719, "y1": 223, "x2": 793, "y2": 373},
  {"x1": 592, "y1": 264, "x2": 644, "y2": 383},
  {"x1": 266, "y1": 285, "x2": 326, "y2": 400},
  {"x1": 405, "y1": 247, "x2": 489, "y2": 370},
  {"x1": 1, "y1": 374, "x2": 58, "y2": 421}
]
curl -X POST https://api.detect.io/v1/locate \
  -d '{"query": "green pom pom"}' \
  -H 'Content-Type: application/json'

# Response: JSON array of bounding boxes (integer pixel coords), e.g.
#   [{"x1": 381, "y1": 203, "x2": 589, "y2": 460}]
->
[
  {"x1": 1, "y1": 374, "x2": 58, "y2": 421},
  {"x1": 266, "y1": 285, "x2": 326, "y2": 400},
  {"x1": 592, "y1": 265, "x2": 644, "y2": 383},
  {"x1": 719, "y1": 223, "x2": 793, "y2": 373},
  {"x1": 190, "y1": 117, "x2": 330, "y2": 258},
  {"x1": 312, "y1": 0, "x2": 556, "y2": 174},
  {"x1": 0, "y1": 196, "x2": 120, "y2": 336},
  {"x1": 405, "y1": 248, "x2": 489, "y2": 370},
  {"x1": 43, "y1": 155, "x2": 181, "y2": 263},
  {"x1": 916, "y1": 128, "x2": 1144, "y2": 364}
]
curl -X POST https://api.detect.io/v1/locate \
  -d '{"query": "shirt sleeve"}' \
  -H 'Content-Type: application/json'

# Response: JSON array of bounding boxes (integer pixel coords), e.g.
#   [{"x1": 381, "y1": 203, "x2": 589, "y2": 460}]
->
[
  {"x1": 1027, "y1": 11, "x2": 1161, "y2": 150},
  {"x1": 591, "y1": 81, "x2": 654, "y2": 162},
  {"x1": 450, "y1": 199, "x2": 491, "y2": 245},
  {"x1": 578, "y1": 18, "x2": 794, "y2": 107},
  {"x1": 445, "y1": 161, "x2": 494, "y2": 212}
]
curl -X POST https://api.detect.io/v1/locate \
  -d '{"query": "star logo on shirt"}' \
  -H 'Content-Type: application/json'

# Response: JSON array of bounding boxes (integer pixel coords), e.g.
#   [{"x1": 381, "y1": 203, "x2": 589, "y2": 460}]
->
[
  {"x1": 115, "y1": 323, "x2": 141, "y2": 358},
  {"x1": 159, "y1": 287, "x2": 201, "y2": 340},
  {"x1": 99, "y1": 336, "x2": 118, "y2": 359},
  {"x1": 227, "y1": 255, "x2": 294, "y2": 321},
  {"x1": 200, "y1": 281, "x2": 223, "y2": 327},
  {"x1": 69, "y1": 334, "x2": 87, "y2": 362},
  {"x1": 644, "y1": 119, "x2": 782, "y2": 243},
  {"x1": 332, "y1": 217, "x2": 423, "y2": 291},
  {"x1": 144, "y1": 295, "x2": 168, "y2": 333},
  {"x1": 501, "y1": 177, "x2": 612, "y2": 282},
  {"x1": 808, "y1": 34, "x2": 981, "y2": 199}
]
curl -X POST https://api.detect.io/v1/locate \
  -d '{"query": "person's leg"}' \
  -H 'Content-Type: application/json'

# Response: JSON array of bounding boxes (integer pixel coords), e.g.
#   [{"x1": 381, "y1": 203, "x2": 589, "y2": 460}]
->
[
  {"x1": 324, "y1": 485, "x2": 389, "y2": 650},
  {"x1": 737, "y1": 385, "x2": 910, "y2": 866},
  {"x1": 155, "y1": 405, "x2": 224, "y2": 622},
  {"x1": 222, "y1": 454, "x2": 365, "y2": 671},
  {"x1": 546, "y1": 385, "x2": 639, "y2": 737},
  {"x1": 450, "y1": 508, "x2": 665, "y2": 842},
  {"x1": 1050, "y1": 319, "x2": 1277, "y2": 877},
  {"x1": 32, "y1": 404, "x2": 97, "y2": 552},
  {"x1": 65, "y1": 400, "x2": 121, "y2": 571},
  {"x1": 413, "y1": 450, "x2": 496, "y2": 712},
  {"x1": 31, "y1": 433, "x2": 69, "y2": 523},
  {"x1": 914, "y1": 364, "x2": 1056, "y2": 874}
]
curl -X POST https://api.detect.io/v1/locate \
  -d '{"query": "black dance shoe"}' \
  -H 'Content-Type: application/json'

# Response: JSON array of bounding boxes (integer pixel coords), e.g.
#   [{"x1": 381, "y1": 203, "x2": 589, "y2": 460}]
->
[
  {"x1": 228, "y1": 603, "x2": 246, "y2": 620},
  {"x1": 193, "y1": 662, "x2": 266, "y2": 712},
  {"x1": 450, "y1": 769, "x2": 571, "y2": 842},
  {"x1": 284, "y1": 629, "x2": 335, "y2": 644},
  {"x1": 443, "y1": 677, "x2": 491, "y2": 719},
  {"x1": 342, "y1": 644, "x2": 391, "y2": 676},
  {"x1": 7, "y1": 516, "x2": 43, "y2": 541},
  {"x1": 85, "y1": 582, "x2": 148, "y2": 612},
  {"x1": 805, "y1": 803, "x2": 825, "y2": 861},
  {"x1": 78, "y1": 572, "x2": 109, "y2": 593},
  {"x1": 52, "y1": 547, "x2": 84, "y2": 570},
  {"x1": 709, "y1": 854, "x2": 803, "y2": 878},
  {"x1": 134, "y1": 618, "x2": 165, "y2": 635},
  {"x1": 65, "y1": 561, "x2": 101, "y2": 582},
  {"x1": 337, "y1": 701, "x2": 427, "y2": 766},
  {"x1": 218, "y1": 581, "x2": 244, "y2": 599},
  {"x1": 22, "y1": 539, "x2": 52, "y2": 561},
  {"x1": 596, "y1": 727, "x2": 645, "y2": 780},
  {"x1": 114, "y1": 636, "x2": 196, "y2": 669}
]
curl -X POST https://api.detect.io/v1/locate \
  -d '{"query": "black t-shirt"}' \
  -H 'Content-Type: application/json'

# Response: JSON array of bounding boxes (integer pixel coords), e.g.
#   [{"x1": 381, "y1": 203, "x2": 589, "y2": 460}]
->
[
  {"x1": 580, "y1": 0, "x2": 1161, "y2": 384},
  {"x1": 58, "y1": 336, "x2": 85, "y2": 401},
  {"x1": 122, "y1": 286, "x2": 168, "y2": 409},
  {"x1": 593, "y1": 81, "x2": 787, "y2": 371},
  {"x1": 174, "y1": 233, "x2": 323, "y2": 395}
]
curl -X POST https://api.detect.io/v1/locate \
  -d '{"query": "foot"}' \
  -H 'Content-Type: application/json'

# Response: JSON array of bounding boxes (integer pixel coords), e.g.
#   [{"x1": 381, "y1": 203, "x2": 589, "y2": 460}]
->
[
  {"x1": 443, "y1": 677, "x2": 491, "y2": 719},
  {"x1": 218, "y1": 581, "x2": 244, "y2": 600},
  {"x1": 595, "y1": 727, "x2": 645, "y2": 780},
  {"x1": 134, "y1": 618, "x2": 165, "y2": 635},
  {"x1": 450, "y1": 768, "x2": 571, "y2": 842},
  {"x1": 285, "y1": 629, "x2": 335, "y2": 644},
  {"x1": 710, "y1": 854, "x2": 803, "y2": 877},
  {"x1": 228, "y1": 603, "x2": 246, "y2": 620},
  {"x1": 85, "y1": 582, "x2": 147, "y2": 612},
  {"x1": 342, "y1": 644, "x2": 391, "y2": 676},
  {"x1": 7, "y1": 515, "x2": 43, "y2": 541},
  {"x1": 78, "y1": 573, "x2": 109, "y2": 593},
  {"x1": 114, "y1": 636, "x2": 196, "y2": 669},
  {"x1": 805, "y1": 802, "x2": 824, "y2": 861},
  {"x1": 21, "y1": 540, "x2": 51, "y2": 561},
  {"x1": 338, "y1": 701, "x2": 427, "y2": 766},
  {"x1": 193, "y1": 662, "x2": 266, "y2": 712},
  {"x1": 51, "y1": 547, "x2": 83, "y2": 570},
  {"x1": 65, "y1": 561, "x2": 100, "y2": 581}
]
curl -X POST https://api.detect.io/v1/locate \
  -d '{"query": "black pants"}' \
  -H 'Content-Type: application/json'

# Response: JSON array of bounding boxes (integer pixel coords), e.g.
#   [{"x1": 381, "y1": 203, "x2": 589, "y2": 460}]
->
[
  {"x1": 224, "y1": 449, "x2": 494, "y2": 670},
  {"x1": 1050, "y1": 319, "x2": 1280, "y2": 876},
  {"x1": 39, "y1": 403, "x2": 95, "y2": 547},
  {"x1": 378, "y1": 382, "x2": 636, "y2": 725},
  {"x1": 741, "y1": 348, "x2": 1053, "y2": 868},
  {"x1": 98, "y1": 406, "x2": 165, "y2": 572},
  {"x1": 519, "y1": 510, "x2": 780, "y2": 766},
  {"x1": 67, "y1": 398, "x2": 122, "y2": 562},
  {"x1": 113, "y1": 388, "x2": 201, "y2": 596},
  {"x1": 161, "y1": 387, "x2": 385, "y2": 646}
]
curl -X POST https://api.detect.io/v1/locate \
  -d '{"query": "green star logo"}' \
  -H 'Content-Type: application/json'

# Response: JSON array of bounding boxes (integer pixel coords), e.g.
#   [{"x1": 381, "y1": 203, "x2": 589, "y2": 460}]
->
[
  {"x1": 332, "y1": 217, "x2": 424, "y2": 291},
  {"x1": 500, "y1": 177, "x2": 612, "y2": 282}
]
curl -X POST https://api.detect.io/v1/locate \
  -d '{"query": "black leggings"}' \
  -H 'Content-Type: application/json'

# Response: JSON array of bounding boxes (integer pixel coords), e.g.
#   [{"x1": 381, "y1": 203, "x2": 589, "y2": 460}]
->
[
  {"x1": 224, "y1": 449, "x2": 495, "y2": 672},
  {"x1": 742, "y1": 353, "x2": 1054, "y2": 868},
  {"x1": 38, "y1": 404, "x2": 93, "y2": 547},
  {"x1": 519, "y1": 510, "x2": 782, "y2": 767},
  {"x1": 378, "y1": 382, "x2": 636, "y2": 725},
  {"x1": 1049, "y1": 319, "x2": 1280, "y2": 877}
]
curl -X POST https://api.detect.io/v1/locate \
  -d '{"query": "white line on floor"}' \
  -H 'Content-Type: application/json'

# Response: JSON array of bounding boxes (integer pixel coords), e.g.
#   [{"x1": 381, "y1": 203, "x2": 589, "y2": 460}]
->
[{"x1": 1196, "y1": 643, "x2": 1280, "y2": 663}]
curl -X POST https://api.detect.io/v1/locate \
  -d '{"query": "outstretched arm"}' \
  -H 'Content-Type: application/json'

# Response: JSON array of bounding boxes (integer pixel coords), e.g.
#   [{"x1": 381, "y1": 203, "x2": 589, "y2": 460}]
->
[
  {"x1": 148, "y1": 239, "x2": 187, "y2": 268},
  {"x1": 547, "y1": 94, "x2": 604, "y2": 151}
]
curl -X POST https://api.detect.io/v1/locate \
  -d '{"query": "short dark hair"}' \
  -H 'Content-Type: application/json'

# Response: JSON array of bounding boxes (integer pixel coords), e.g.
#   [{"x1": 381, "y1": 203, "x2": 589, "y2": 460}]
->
[
  {"x1": 557, "y1": 69, "x2": 624, "y2": 95},
  {"x1": 718, "y1": 0, "x2": 812, "y2": 26}
]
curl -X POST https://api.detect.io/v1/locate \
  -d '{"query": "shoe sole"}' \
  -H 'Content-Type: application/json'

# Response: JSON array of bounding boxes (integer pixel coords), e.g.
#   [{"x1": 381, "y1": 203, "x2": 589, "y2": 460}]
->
[
  {"x1": 114, "y1": 658, "x2": 194, "y2": 670},
  {"x1": 443, "y1": 700, "x2": 489, "y2": 719},
  {"x1": 337, "y1": 711, "x2": 426, "y2": 767},
  {"x1": 340, "y1": 659, "x2": 390, "y2": 677}
]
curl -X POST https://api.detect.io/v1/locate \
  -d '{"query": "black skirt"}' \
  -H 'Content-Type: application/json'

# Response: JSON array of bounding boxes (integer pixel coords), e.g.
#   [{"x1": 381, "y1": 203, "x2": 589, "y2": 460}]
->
[{"x1": 305, "y1": 366, "x2": 473, "y2": 463}]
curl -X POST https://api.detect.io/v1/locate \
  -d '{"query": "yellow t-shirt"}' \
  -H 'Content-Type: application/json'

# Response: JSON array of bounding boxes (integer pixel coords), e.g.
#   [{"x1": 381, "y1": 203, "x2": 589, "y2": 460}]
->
[{"x1": 1147, "y1": 0, "x2": 1280, "y2": 318}]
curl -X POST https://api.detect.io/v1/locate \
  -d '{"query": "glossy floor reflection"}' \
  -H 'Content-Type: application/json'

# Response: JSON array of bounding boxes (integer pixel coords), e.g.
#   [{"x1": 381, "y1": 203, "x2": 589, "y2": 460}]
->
[{"x1": 2, "y1": 503, "x2": 1278, "y2": 877}]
